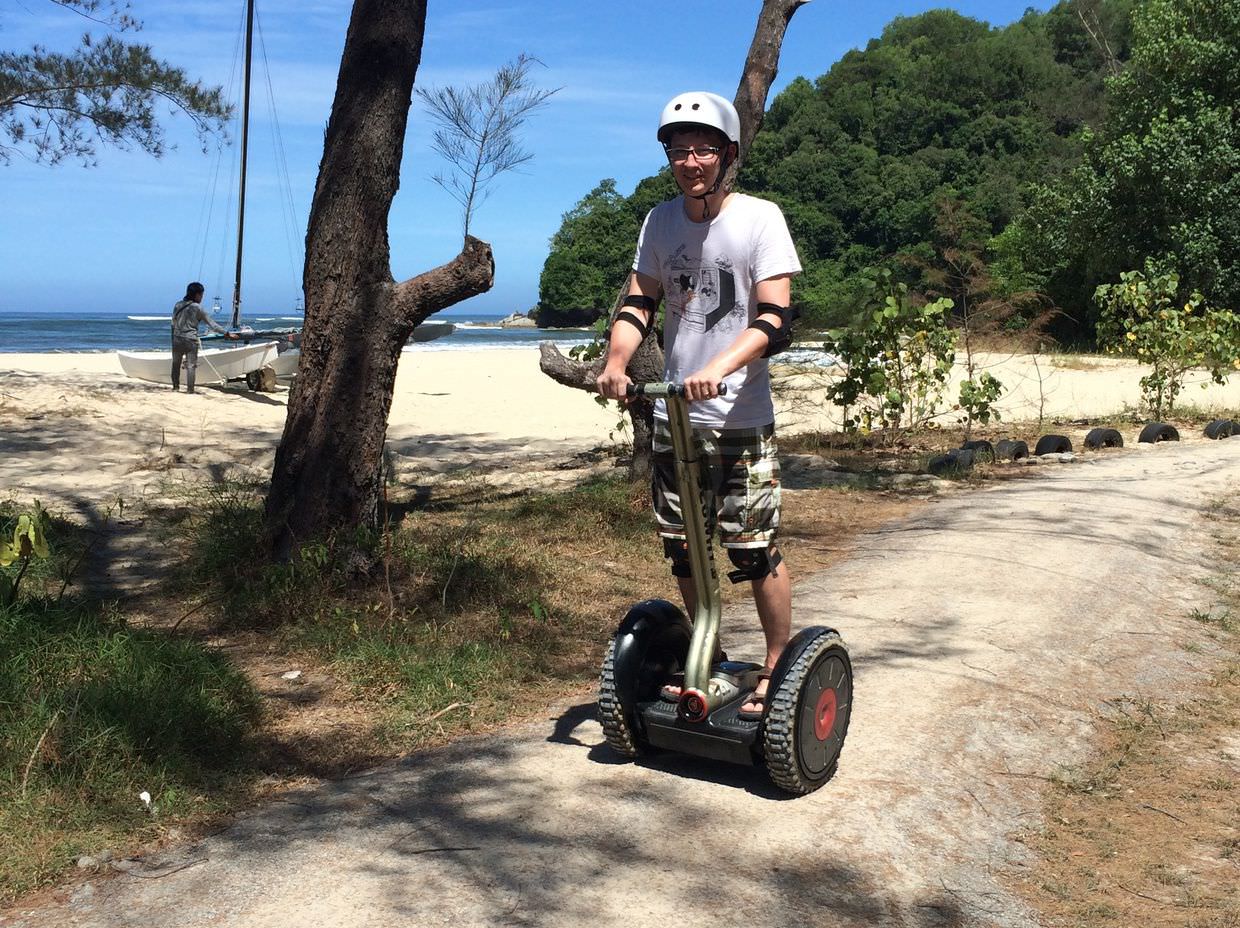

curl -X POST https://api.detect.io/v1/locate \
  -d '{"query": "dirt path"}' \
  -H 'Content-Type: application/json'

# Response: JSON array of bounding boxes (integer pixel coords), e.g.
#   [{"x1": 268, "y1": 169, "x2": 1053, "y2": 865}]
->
[{"x1": 5, "y1": 438, "x2": 1239, "y2": 928}]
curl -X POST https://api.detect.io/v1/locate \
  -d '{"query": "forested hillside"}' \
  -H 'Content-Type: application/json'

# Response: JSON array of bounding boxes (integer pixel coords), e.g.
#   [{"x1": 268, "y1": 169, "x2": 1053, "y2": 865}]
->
[{"x1": 536, "y1": 0, "x2": 1153, "y2": 337}]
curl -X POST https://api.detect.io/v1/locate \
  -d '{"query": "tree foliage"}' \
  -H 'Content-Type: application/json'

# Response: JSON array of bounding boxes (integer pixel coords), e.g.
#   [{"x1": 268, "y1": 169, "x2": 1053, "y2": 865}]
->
[
  {"x1": 416, "y1": 54, "x2": 558, "y2": 239},
  {"x1": 538, "y1": 2, "x2": 1132, "y2": 333},
  {"x1": 537, "y1": 178, "x2": 652, "y2": 326},
  {"x1": 0, "y1": 0, "x2": 231, "y2": 166},
  {"x1": 1006, "y1": 0, "x2": 1240, "y2": 328}
]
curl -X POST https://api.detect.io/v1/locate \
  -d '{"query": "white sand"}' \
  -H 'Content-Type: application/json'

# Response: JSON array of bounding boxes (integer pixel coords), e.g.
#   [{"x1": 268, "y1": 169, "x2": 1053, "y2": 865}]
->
[{"x1": 2, "y1": 348, "x2": 1239, "y2": 511}]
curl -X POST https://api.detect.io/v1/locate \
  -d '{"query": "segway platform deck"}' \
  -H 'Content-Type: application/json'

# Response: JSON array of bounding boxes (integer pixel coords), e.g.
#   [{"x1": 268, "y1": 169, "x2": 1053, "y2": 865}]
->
[{"x1": 639, "y1": 698, "x2": 760, "y2": 765}]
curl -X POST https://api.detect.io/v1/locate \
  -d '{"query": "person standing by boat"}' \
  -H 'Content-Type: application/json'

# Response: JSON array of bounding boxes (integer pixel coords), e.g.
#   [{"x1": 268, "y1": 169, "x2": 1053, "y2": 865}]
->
[{"x1": 171, "y1": 282, "x2": 236, "y2": 393}]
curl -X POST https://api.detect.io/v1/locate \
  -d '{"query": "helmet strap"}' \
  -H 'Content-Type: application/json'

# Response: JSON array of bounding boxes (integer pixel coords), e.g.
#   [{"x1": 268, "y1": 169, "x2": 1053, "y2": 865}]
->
[{"x1": 693, "y1": 149, "x2": 732, "y2": 221}]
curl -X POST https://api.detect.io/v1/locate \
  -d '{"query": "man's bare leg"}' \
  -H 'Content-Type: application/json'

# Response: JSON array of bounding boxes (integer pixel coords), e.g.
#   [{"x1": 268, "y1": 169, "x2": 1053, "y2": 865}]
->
[
  {"x1": 668, "y1": 563, "x2": 790, "y2": 708},
  {"x1": 741, "y1": 561, "x2": 792, "y2": 712}
]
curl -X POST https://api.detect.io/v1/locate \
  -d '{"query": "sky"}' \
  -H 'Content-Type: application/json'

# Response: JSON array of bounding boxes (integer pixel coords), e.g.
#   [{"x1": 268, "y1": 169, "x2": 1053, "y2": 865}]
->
[{"x1": 0, "y1": 0, "x2": 1051, "y2": 319}]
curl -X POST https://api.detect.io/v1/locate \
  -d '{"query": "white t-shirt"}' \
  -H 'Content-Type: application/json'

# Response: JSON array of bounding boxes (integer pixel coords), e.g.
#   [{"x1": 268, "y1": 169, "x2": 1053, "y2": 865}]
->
[{"x1": 633, "y1": 193, "x2": 802, "y2": 428}]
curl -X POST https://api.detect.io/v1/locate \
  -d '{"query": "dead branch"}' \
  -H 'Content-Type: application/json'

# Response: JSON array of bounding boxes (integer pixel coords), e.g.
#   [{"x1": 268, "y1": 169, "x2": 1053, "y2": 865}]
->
[{"x1": 390, "y1": 235, "x2": 495, "y2": 328}]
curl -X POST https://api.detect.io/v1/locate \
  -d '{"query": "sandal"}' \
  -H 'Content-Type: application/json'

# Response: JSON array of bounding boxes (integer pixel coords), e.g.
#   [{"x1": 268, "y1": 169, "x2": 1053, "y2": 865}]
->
[
  {"x1": 737, "y1": 668, "x2": 772, "y2": 721},
  {"x1": 660, "y1": 674, "x2": 685, "y2": 702}
]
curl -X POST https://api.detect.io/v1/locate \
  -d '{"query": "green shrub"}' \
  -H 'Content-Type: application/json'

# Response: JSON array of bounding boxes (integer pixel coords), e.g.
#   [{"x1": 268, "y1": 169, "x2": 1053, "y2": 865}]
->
[
  {"x1": 1095, "y1": 265, "x2": 1240, "y2": 419},
  {"x1": 822, "y1": 268, "x2": 957, "y2": 437}
]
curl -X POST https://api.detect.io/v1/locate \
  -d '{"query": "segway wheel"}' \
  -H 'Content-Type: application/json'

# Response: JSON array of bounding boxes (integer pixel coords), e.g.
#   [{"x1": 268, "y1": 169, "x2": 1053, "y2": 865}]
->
[
  {"x1": 599, "y1": 638, "x2": 646, "y2": 757},
  {"x1": 764, "y1": 629, "x2": 853, "y2": 795}
]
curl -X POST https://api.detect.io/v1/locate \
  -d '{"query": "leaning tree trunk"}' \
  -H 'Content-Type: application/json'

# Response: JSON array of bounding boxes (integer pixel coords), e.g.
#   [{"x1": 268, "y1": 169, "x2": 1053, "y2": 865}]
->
[
  {"x1": 264, "y1": 0, "x2": 494, "y2": 560},
  {"x1": 537, "y1": 0, "x2": 810, "y2": 481}
]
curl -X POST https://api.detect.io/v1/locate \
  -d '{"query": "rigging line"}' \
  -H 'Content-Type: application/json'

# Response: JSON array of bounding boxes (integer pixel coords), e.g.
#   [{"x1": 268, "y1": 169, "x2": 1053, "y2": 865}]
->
[
  {"x1": 188, "y1": 145, "x2": 215, "y2": 280},
  {"x1": 191, "y1": 5, "x2": 246, "y2": 285},
  {"x1": 192, "y1": 140, "x2": 228, "y2": 281},
  {"x1": 204, "y1": 1, "x2": 250, "y2": 287},
  {"x1": 255, "y1": 6, "x2": 304, "y2": 300},
  {"x1": 216, "y1": 130, "x2": 241, "y2": 306},
  {"x1": 217, "y1": 16, "x2": 248, "y2": 303},
  {"x1": 215, "y1": 0, "x2": 249, "y2": 304}
]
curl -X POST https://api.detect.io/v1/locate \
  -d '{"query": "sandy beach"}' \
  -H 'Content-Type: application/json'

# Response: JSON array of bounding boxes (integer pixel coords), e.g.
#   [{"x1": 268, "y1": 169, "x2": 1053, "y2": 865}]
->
[{"x1": 2, "y1": 347, "x2": 1240, "y2": 512}]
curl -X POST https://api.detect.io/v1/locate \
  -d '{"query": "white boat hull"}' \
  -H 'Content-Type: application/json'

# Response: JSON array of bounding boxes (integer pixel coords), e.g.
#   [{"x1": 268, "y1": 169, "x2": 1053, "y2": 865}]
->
[
  {"x1": 271, "y1": 348, "x2": 300, "y2": 380},
  {"x1": 117, "y1": 342, "x2": 280, "y2": 385}
]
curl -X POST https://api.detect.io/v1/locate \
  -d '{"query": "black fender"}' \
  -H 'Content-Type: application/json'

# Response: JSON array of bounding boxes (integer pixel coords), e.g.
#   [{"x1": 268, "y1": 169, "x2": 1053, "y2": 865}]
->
[{"x1": 611, "y1": 599, "x2": 692, "y2": 716}]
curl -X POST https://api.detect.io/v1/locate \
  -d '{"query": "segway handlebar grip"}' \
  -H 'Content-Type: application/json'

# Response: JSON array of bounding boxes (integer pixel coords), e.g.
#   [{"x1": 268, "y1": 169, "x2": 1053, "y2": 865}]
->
[{"x1": 626, "y1": 382, "x2": 728, "y2": 398}]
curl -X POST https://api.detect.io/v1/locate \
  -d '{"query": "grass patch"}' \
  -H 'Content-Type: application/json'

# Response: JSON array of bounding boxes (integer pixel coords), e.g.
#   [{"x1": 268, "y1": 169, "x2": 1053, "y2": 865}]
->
[
  {"x1": 171, "y1": 475, "x2": 671, "y2": 750},
  {"x1": 0, "y1": 595, "x2": 260, "y2": 902},
  {"x1": 172, "y1": 473, "x2": 917, "y2": 755},
  {"x1": 0, "y1": 501, "x2": 261, "y2": 901}
]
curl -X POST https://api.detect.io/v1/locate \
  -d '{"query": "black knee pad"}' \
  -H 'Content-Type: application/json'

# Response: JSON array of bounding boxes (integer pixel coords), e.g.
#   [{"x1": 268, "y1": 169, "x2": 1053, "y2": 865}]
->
[
  {"x1": 662, "y1": 538, "x2": 692, "y2": 578},
  {"x1": 726, "y1": 544, "x2": 782, "y2": 584}
]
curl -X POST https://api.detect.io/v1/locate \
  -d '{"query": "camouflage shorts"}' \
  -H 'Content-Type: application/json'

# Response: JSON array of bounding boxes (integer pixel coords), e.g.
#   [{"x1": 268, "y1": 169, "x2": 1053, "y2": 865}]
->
[{"x1": 651, "y1": 419, "x2": 781, "y2": 549}]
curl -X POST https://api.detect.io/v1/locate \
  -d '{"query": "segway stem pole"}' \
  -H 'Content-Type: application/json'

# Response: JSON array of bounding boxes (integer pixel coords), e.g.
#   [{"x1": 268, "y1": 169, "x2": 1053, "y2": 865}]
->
[{"x1": 628, "y1": 382, "x2": 727, "y2": 720}]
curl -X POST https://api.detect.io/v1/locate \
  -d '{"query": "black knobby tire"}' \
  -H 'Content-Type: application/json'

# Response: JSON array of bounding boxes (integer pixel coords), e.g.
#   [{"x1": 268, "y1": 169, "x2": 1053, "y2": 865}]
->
[
  {"x1": 1034, "y1": 434, "x2": 1073, "y2": 455},
  {"x1": 994, "y1": 439, "x2": 1029, "y2": 461},
  {"x1": 1084, "y1": 427, "x2": 1124, "y2": 450},
  {"x1": 960, "y1": 439, "x2": 995, "y2": 462},
  {"x1": 1138, "y1": 422, "x2": 1180, "y2": 444},
  {"x1": 598, "y1": 638, "x2": 644, "y2": 757},
  {"x1": 764, "y1": 631, "x2": 853, "y2": 795},
  {"x1": 1204, "y1": 419, "x2": 1237, "y2": 440},
  {"x1": 928, "y1": 448, "x2": 975, "y2": 476}
]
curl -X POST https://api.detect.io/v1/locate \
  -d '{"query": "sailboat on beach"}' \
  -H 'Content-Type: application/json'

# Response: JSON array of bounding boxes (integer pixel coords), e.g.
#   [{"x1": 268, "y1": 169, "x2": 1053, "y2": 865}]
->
[
  {"x1": 118, "y1": 0, "x2": 456, "y2": 388},
  {"x1": 118, "y1": 0, "x2": 286, "y2": 388}
]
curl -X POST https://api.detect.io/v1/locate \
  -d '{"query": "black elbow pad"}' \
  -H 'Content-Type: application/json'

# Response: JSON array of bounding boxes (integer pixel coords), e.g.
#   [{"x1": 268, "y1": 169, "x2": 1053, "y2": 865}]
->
[
  {"x1": 614, "y1": 310, "x2": 651, "y2": 339},
  {"x1": 748, "y1": 303, "x2": 798, "y2": 358}
]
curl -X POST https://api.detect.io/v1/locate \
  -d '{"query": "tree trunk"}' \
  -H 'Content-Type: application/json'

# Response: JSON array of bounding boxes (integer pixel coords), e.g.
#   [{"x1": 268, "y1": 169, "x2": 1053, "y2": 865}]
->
[
  {"x1": 264, "y1": 0, "x2": 494, "y2": 560},
  {"x1": 726, "y1": 0, "x2": 811, "y2": 188},
  {"x1": 537, "y1": 0, "x2": 810, "y2": 481}
]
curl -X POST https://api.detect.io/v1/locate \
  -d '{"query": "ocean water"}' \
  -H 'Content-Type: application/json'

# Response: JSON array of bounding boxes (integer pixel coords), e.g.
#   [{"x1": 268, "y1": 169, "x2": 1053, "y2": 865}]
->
[{"x1": 0, "y1": 311, "x2": 593, "y2": 354}]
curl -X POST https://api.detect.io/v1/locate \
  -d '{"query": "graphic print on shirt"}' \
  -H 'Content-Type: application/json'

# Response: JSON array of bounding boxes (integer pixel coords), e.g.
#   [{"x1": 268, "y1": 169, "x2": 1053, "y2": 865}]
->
[{"x1": 666, "y1": 246, "x2": 742, "y2": 334}]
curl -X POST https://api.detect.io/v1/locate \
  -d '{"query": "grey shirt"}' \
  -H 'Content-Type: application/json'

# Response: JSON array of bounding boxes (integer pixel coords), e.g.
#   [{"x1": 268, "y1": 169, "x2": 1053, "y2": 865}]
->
[
  {"x1": 633, "y1": 193, "x2": 802, "y2": 428},
  {"x1": 171, "y1": 299, "x2": 228, "y2": 342}
]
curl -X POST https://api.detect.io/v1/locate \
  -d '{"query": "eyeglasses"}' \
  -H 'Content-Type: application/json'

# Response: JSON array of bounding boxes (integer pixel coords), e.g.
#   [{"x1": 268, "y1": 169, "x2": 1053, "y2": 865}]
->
[{"x1": 664, "y1": 145, "x2": 721, "y2": 164}]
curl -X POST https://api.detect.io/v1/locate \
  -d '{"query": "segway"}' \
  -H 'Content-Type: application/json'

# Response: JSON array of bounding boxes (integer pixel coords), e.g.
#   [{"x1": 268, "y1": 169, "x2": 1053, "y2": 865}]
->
[{"x1": 598, "y1": 382, "x2": 853, "y2": 795}]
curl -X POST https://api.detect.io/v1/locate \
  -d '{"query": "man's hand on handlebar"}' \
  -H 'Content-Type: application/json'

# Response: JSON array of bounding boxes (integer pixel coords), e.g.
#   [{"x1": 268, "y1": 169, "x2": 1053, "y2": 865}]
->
[
  {"x1": 683, "y1": 365, "x2": 728, "y2": 402},
  {"x1": 596, "y1": 365, "x2": 632, "y2": 402}
]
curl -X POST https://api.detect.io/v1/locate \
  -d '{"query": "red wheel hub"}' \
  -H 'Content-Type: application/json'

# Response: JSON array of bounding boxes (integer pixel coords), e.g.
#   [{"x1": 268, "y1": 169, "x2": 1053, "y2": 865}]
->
[{"x1": 813, "y1": 688, "x2": 838, "y2": 741}]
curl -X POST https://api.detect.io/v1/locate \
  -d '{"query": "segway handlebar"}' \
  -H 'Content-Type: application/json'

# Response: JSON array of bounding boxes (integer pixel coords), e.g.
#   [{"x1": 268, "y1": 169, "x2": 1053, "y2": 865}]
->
[{"x1": 626, "y1": 382, "x2": 728, "y2": 398}]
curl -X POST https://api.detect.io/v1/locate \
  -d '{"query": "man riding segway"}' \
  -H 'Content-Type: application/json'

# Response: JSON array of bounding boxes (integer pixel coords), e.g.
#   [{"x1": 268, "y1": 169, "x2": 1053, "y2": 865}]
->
[
  {"x1": 595, "y1": 92, "x2": 852, "y2": 795},
  {"x1": 597, "y1": 91, "x2": 801, "y2": 720}
]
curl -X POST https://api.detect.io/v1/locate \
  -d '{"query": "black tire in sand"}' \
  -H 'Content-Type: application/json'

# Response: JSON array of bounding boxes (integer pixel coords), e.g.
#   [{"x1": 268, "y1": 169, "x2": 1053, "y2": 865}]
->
[
  {"x1": 928, "y1": 448, "x2": 976, "y2": 475},
  {"x1": 960, "y1": 439, "x2": 995, "y2": 462},
  {"x1": 1084, "y1": 427, "x2": 1124, "y2": 450},
  {"x1": 1138, "y1": 422, "x2": 1180, "y2": 444},
  {"x1": 994, "y1": 439, "x2": 1030, "y2": 461},
  {"x1": 1034, "y1": 434, "x2": 1073, "y2": 455},
  {"x1": 1204, "y1": 419, "x2": 1237, "y2": 440}
]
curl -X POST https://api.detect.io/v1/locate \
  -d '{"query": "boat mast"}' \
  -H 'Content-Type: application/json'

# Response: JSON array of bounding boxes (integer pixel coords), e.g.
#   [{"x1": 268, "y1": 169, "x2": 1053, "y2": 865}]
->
[{"x1": 230, "y1": 0, "x2": 255, "y2": 330}]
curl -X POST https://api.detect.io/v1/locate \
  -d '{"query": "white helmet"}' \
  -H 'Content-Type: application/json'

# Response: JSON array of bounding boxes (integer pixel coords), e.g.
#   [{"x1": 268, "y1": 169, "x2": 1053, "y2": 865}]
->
[{"x1": 657, "y1": 91, "x2": 740, "y2": 145}]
